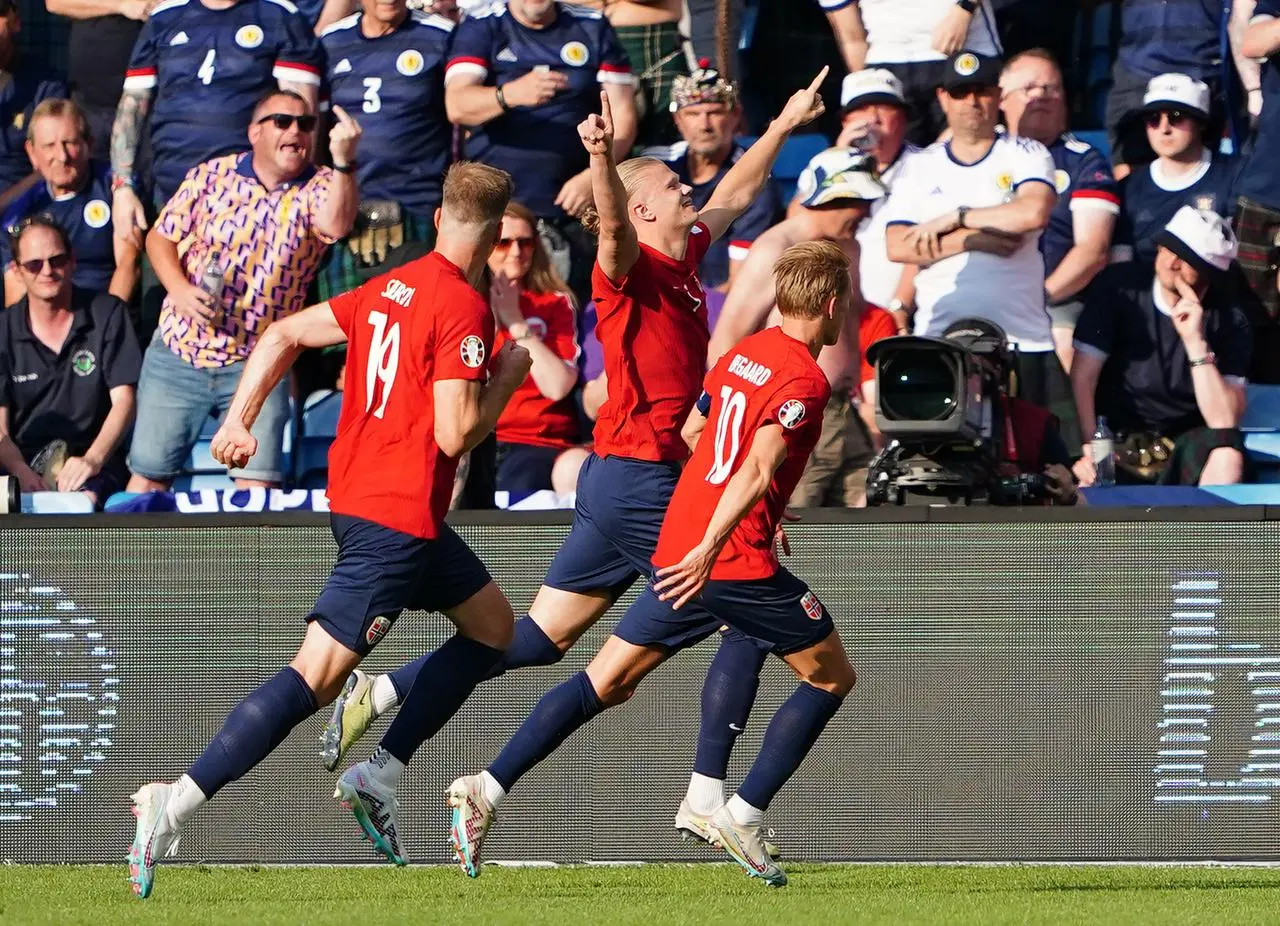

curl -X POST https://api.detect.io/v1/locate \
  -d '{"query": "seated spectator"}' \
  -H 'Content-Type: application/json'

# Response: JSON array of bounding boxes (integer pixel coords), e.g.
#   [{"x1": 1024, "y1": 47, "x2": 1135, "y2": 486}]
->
[
  {"x1": 0, "y1": 216, "x2": 140, "y2": 506},
  {"x1": 2, "y1": 99, "x2": 139, "y2": 306},
  {"x1": 641, "y1": 64, "x2": 778, "y2": 293},
  {"x1": 1113, "y1": 74, "x2": 1240, "y2": 270},
  {"x1": 999, "y1": 49, "x2": 1118, "y2": 372},
  {"x1": 824, "y1": 0, "x2": 1002, "y2": 146},
  {"x1": 489, "y1": 200, "x2": 587, "y2": 496},
  {"x1": 444, "y1": 0, "x2": 637, "y2": 302},
  {"x1": 1106, "y1": 0, "x2": 1231, "y2": 179},
  {"x1": 564, "y1": 0, "x2": 687, "y2": 147},
  {"x1": 125, "y1": 90, "x2": 358, "y2": 493},
  {"x1": 1072, "y1": 207, "x2": 1251, "y2": 487},
  {"x1": 0, "y1": 0, "x2": 69, "y2": 196},
  {"x1": 315, "y1": 0, "x2": 454, "y2": 301}
]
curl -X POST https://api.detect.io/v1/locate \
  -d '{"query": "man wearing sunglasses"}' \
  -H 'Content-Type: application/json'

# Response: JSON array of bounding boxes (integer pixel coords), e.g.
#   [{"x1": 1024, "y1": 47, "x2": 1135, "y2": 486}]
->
[
  {"x1": 1112, "y1": 73, "x2": 1240, "y2": 272},
  {"x1": 0, "y1": 215, "x2": 141, "y2": 505},
  {"x1": 123, "y1": 89, "x2": 359, "y2": 495}
]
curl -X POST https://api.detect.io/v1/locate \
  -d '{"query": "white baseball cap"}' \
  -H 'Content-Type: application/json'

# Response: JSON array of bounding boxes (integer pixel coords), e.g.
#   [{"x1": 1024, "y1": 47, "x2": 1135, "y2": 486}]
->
[
  {"x1": 1158, "y1": 206, "x2": 1238, "y2": 273},
  {"x1": 794, "y1": 147, "x2": 886, "y2": 207},
  {"x1": 1142, "y1": 73, "x2": 1211, "y2": 123},
  {"x1": 840, "y1": 68, "x2": 906, "y2": 111}
]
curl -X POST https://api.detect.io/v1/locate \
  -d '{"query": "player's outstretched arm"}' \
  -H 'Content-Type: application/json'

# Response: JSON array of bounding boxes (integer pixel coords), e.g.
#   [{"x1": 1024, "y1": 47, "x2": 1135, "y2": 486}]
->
[
  {"x1": 707, "y1": 234, "x2": 783, "y2": 366},
  {"x1": 434, "y1": 341, "x2": 533, "y2": 457},
  {"x1": 699, "y1": 67, "x2": 828, "y2": 243},
  {"x1": 655, "y1": 424, "x2": 789, "y2": 609},
  {"x1": 580, "y1": 91, "x2": 640, "y2": 283},
  {"x1": 211, "y1": 303, "x2": 347, "y2": 469}
]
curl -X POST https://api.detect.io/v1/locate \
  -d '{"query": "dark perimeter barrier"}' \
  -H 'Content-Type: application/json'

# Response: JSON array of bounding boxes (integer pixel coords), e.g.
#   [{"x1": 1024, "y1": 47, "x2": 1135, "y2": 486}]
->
[{"x1": 3, "y1": 507, "x2": 1280, "y2": 864}]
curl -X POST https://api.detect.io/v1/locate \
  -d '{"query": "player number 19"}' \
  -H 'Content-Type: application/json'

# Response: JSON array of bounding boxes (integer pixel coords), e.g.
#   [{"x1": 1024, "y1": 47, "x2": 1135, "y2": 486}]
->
[
  {"x1": 365, "y1": 310, "x2": 401, "y2": 419},
  {"x1": 706, "y1": 386, "x2": 746, "y2": 485}
]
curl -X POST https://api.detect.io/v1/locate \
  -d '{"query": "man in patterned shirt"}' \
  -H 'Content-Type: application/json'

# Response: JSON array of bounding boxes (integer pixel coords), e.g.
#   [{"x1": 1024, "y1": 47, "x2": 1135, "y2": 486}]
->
[{"x1": 123, "y1": 89, "x2": 359, "y2": 492}]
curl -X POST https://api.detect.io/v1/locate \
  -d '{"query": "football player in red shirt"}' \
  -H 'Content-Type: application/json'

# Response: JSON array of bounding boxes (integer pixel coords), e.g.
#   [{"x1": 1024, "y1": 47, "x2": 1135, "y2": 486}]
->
[
  {"x1": 124, "y1": 163, "x2": 532, "y2": 899},
  {"x1": 448, "y1": 242, "x2": 858, "y2": 888}
]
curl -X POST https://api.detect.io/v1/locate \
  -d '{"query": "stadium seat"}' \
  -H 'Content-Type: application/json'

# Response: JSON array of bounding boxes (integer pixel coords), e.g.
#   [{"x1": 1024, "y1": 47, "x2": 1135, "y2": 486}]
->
[
  {"x1": 295, "y1": 389, "x2": 342, "y2": 489},
  {"x1": 739, "y1": 132, "x2": 828, "y2": 205},
  {"x1": 1241, "y1": 384, "x2": 1280, "y2": 482}
]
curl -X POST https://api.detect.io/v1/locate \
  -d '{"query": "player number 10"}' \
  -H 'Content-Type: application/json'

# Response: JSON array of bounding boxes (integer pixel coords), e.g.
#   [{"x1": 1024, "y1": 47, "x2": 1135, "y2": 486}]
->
[
  {"x1": 706, "y1": 386, "x2": 746, "y2": 485},
  {"x1": 365, "y1": 310, "x2": 401, "y2": 419}
]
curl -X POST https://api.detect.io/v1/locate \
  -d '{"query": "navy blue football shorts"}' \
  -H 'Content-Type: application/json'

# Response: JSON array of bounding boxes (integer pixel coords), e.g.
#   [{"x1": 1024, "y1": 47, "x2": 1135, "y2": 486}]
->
[
  {"x1": 615, "y1": 567, "x2": 836, "y2": 656},
  {"x1": 308, "y1": 514, "x2": 492, "y2": 656}
]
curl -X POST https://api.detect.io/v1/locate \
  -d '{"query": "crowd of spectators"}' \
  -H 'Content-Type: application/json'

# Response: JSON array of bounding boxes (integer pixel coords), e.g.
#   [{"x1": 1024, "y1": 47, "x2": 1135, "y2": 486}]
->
[{"x1": 0, "y1": 0, "x2": 1278, "y2": 510}]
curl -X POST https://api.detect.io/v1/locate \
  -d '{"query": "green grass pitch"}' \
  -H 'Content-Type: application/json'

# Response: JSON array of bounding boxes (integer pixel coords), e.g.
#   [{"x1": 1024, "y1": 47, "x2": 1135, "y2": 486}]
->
[{"x1": 4, "y1": 864, "x2": 1280, "y2": 925}]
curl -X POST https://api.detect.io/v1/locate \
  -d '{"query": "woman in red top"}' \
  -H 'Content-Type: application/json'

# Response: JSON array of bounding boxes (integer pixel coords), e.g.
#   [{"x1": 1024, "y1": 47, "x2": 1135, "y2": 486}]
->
[{"x1": 487, "y1": 202, "x2": 589, "y2": 497}]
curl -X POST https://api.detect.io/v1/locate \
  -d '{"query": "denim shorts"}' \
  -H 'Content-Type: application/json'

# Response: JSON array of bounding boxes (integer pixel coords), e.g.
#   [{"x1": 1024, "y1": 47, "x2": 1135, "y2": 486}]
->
[{"x1": 127, "y1": 332, "x2": 291, "y2": 483}]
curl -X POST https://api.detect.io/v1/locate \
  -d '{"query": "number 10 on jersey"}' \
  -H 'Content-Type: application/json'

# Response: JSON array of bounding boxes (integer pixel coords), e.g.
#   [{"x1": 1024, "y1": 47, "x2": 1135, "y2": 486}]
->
[{"x1": 706, "y1": 386, "x2": 747, "y2": 485}]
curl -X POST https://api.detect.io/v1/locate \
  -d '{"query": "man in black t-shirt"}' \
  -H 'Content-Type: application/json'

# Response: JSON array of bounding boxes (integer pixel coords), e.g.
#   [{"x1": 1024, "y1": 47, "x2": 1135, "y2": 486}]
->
[
  {"x1": 1072, "y1": 206, "x2": 1252, "y2": 487},
  {"x1": 0, "y1": 215, "x2": 141, "y2": 505}
]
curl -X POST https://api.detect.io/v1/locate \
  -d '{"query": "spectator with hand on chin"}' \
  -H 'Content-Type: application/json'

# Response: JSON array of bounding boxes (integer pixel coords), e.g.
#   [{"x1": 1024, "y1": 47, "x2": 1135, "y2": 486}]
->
[
  {"x1": 488, "y1": 200, "x2": 587, "y2": 498},
  {"x1": 1072, "y1": 207, "x2": 1252, "y2": 488},
  {"x1": 124, "y1": 90, "x2": 358, "y2": 494},
  {"x1": 0, "y1": 216, "x2": 141, "y2": 506}
]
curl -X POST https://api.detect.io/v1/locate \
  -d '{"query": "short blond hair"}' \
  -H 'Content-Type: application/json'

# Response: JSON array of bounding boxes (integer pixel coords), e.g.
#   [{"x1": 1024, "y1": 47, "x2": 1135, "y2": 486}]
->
[
  {"x1": 442, "y1": 161, "x2": 513, "y2": 227},
  {"x1": 580, "y1": 157, "x2": 666, "y2": 236},
  {"x1": 27, "y1": 98, "x2": 91, "y2": 145},
  {"x1": 773, "y1": 241, "x2": 850, "y2": 319}
]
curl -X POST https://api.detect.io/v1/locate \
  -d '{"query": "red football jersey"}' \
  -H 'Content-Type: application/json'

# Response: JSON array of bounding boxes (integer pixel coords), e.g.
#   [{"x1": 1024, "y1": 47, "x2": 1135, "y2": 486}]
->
[
  {"x1": 592, "y1": 222, "x2": 713, "y2": 462},
  {"x1": 326, "y1": 252, "x2": 494, "y2": 539},
  {"x1": 654, "y1": 327, "x2": 831, "y2": 580},
  {"x1": 859, "y1": 304, "x2": 898, "y2": 387},
  {"x1": 495, "y1": 290, "x2": 580, "y2": 448}
]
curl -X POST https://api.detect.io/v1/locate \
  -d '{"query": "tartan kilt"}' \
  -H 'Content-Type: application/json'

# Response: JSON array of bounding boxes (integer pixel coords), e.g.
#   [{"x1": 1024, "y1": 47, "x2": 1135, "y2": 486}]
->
[
  {"x1": 1233, "y1": 196, "x2": 1280, "y2": 321},
  {"x1": 316, "y1": 208, "x2": 436, "y2": 303},
  {"x1": 1158, "y1": 426, "x2": 1246, "y2": 486},
  {"x1": 615, "y1": 21, "x2": 688, "y2": 148}
]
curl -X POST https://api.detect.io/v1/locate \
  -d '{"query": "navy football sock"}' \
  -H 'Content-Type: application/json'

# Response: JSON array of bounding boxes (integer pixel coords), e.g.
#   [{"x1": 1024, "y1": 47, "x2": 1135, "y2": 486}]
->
[
  {"x1": 487, "y1": 671, "x2": 605, "y2": 791},
  {"x1": 387, "y1": 653, "x2": 429, "y2": 701},
  {"x1": 693, "y1": 634, "x2": 767, "y2": 779},
  {"x1": 379, "y1": 634, "x2": 504, "y2": 764},
  {"x1": 188, "y1": 666, "x2": 318, "y2": 798},
  {"x1": 737, "y1": 683, "x2": 843, "y2": 812},
  {"x1": 388, "y1": 617, "x2": 561, "y2": 697},
  {"x1": 499, "y1": 615, "x2": 563, "y2": 671}
]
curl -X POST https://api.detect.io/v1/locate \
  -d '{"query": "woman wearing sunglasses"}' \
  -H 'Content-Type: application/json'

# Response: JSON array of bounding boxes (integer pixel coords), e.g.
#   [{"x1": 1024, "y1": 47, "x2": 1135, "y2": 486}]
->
[
  {"x1": 1112, "y1": 73, "x2": 1240, "y2": 270},
  {"x1": 486, "y1": 201, "x2": 588, "y2": 499}
]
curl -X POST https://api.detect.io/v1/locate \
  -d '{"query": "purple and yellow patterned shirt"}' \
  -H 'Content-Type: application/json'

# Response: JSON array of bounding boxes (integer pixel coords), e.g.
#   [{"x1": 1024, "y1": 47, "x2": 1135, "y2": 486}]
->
[{"x1": 155, "y1": 152, "x2": 339, "y2": 368}]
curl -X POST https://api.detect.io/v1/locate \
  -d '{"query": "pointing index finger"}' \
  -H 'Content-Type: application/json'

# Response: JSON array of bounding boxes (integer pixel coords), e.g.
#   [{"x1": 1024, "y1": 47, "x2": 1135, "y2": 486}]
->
[{"x1": 806, "y1": 66, "x2": 830, "y2": 93}]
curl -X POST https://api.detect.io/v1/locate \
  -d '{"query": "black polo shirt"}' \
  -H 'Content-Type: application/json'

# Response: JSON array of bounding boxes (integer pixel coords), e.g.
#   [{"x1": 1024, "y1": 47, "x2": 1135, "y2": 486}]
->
[
  {"x1": 0, "y1": 288, "x2": 141, "y2": 462},
  {"x1": 1073, "y1": 263, "x2": 1252, "y2": 435}
]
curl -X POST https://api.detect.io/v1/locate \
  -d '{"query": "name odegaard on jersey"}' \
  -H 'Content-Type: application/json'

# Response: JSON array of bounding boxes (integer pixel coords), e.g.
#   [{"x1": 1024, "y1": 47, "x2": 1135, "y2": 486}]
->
[
  {"x1": 727, "y1": 354, "x2": 772, "y2": 386},
  {"x1": 381, "y1": 279, "x2": 416, "y2": 308}
]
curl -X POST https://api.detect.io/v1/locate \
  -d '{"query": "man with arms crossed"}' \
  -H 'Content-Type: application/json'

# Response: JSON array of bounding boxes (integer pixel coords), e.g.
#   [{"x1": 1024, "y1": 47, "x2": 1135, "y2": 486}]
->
[{"x1": 124, "y1": 163, "x2": 532, "y2": 896}]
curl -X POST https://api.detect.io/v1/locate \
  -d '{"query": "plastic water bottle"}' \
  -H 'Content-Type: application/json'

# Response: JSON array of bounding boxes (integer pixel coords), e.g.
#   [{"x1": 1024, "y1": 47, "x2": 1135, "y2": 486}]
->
[
  {"x1": 1091, "y1": 416, "x2": 1116, "y2": 488},
  {"x1": 199, "y1": 251, "x2": 229, "y2": 327}
]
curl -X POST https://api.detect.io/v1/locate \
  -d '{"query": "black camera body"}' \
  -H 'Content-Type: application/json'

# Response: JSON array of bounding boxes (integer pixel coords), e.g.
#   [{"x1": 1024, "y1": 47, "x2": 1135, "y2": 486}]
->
[{"x1": 865, "y1": 321, "x2": 1052, "y2": 507}]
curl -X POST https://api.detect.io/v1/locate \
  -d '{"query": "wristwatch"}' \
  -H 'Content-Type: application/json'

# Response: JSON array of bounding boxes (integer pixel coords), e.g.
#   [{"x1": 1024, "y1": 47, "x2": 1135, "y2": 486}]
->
[
  {"x1": 110, "y1": 173, "x2": 133, "y2": 193},
  {"x1": 956, "y1": 206, "x2": 969, "y2": 229},
  {"x1": 956, "y1": 0, "x2": 978, "y2": 12},
  {"x1": 1189, "y1": 351, "x2": 1218, "y2": 368}
]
